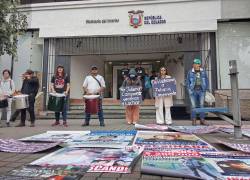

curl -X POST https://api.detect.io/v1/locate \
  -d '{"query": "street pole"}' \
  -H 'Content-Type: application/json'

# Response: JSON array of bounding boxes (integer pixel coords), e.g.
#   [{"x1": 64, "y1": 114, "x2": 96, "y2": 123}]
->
[{"x1": 229, "y1": 60, "x2": 242, "y2": 139}]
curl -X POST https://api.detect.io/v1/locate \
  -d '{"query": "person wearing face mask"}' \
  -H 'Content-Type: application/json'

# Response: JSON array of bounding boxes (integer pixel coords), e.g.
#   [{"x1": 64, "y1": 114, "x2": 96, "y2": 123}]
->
[
  {"x1": 121, "y1": 68, "x2": 142, "y2": 125},
  {"x1": 0, "y1": 69, "x2": 15, "y2": 127}
]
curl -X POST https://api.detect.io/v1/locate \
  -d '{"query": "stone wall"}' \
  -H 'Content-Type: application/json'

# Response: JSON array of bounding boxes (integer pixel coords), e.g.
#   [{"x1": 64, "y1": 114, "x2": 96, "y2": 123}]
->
[{"x1": 215, "y1": 89, "x2": 250, "y2": 119}]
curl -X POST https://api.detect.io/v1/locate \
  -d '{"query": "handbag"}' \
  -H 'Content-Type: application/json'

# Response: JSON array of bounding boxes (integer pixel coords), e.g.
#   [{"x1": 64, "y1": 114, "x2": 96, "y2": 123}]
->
[{"x1": 205, "y1": 91, "x2": 215, "y2": 104}]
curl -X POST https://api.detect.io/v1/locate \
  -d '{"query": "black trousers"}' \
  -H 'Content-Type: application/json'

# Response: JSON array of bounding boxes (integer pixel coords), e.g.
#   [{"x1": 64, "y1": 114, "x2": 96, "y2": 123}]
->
[{"x1": 21, "y1": 96, "x2": 35, "y2": 124}]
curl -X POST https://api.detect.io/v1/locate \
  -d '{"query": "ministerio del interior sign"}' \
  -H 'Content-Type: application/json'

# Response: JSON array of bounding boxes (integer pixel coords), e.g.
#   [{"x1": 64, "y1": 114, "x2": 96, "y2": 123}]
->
[{"x1": 85, "y1": 10, "x2": 166, "y2": 28}]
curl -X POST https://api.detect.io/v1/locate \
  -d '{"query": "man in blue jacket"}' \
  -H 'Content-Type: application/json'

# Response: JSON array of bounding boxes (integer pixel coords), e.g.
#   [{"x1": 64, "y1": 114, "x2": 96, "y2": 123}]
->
[{"x1": 186, "y1": 58, "x2": 209, "y2": 125}]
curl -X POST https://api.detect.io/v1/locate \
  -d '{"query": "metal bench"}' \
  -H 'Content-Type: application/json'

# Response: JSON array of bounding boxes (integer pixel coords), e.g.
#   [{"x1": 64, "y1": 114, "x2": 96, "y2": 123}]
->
[{"x1": 192, "y1": 107, "x2": 239, "y2": 126}]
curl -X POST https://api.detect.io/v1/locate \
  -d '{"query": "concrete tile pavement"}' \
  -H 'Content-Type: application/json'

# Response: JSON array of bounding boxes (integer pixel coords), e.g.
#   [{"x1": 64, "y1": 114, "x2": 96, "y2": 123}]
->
[{"x1": 0, "y1": 118, "x2": 250, "y2": 179}]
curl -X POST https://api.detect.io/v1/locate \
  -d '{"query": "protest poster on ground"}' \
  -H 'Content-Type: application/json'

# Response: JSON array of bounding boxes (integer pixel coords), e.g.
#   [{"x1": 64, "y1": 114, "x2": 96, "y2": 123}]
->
[
  {"x1": 0, "y1": 139, "x2": 60, "y2": 153},
  {"x1": 141, "y1": 150, "x2": 222, "y2": 179},
  {"x1": 168, "y1": 125, "x2": 219, "y2": 134},
  {"x1": 67, "y1": 130, "x2": 136, "y2": 148},
  {"x1": 19, "y1": 131, "x2": 90, "y2": 143},
  {"x1": 133, "y1": 131, "x2": 216, "y2": 151},
  {"x1": 135, "y1": 123, "x2": 169, "y2": 131},
  {"x1": 217, "y1": 141, "x2": 250, "y2": 154},
  {"x1": 88, "y1": 146, "x2": 143, "y2": 173},
  {"x1": 120, "y1": 86, "x2": 142, "y2": 106},
  {"x1": 201, "y1": 151, "x2": 250, "y2": 180},
  {"x1": 30, "y1": 147, "x2": 103, "y2": 167},
  {"x1": 10, "y1": 165, "x2": 87, "y2": 179},
  {"x1": 152, "y1": 78, "x2": 177, "y2": 97}
]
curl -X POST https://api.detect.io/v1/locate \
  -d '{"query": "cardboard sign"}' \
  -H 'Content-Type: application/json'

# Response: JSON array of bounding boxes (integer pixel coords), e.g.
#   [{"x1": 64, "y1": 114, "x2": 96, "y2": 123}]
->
[
  {"x1": 120, "y1": 86, "x2": 142, "y2": 106},
  {"x1": 152, "y1": 78, "x2": 177, "y2": 97}
]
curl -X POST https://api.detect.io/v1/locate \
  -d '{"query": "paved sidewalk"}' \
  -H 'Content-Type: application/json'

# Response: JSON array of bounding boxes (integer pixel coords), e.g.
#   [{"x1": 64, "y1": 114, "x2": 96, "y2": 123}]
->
[{"x1": 0, "y1": 118, "x2": 250, "y2": 180}]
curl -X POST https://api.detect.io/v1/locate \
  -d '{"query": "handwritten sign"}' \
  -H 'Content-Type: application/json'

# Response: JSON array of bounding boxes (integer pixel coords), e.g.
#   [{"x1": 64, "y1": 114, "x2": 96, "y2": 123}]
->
[
  {"x1": 120, "y1": 86, "x2": 142, "y2": 106},
  {"x1": 152, "y1": 78, "x2": 177, "y2": 97}
]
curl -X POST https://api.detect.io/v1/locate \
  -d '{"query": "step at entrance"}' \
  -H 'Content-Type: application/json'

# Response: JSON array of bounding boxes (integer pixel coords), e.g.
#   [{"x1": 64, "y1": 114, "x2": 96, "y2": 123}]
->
[{"x1": 38, "y1": 104, "x2": 189, "y2": 120}]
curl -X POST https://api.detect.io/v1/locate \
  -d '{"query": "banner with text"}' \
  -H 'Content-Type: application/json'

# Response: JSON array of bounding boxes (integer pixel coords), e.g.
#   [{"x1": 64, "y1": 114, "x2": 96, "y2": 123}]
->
[
  {"x1": 120, "y1": 86, "x2": 142, "y2": 106},
  {"x1": 152, "y1": 78, "x2": 177, "y2": 97}
]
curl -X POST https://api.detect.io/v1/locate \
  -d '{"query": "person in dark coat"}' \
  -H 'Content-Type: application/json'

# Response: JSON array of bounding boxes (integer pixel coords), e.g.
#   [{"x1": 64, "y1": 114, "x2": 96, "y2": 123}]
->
[{"x1": 16, "y1": 69, "x2": 39, "y2": 127}]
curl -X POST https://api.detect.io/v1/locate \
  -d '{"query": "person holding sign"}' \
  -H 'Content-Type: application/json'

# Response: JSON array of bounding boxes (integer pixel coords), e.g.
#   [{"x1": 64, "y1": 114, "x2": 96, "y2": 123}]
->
[
  {"x1": 153, "y1": 67, "x2": 175, "y2": 125},
  {"x1": 186, "y1": 58, "x2": 209, "y2": 126},
  {"x1": 121, "y1": 68, "x2": 142, "y2": 125}
]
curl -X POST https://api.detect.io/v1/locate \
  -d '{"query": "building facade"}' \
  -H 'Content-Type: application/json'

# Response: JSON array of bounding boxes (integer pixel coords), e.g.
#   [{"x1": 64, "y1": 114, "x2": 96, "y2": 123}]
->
[{"x1": 1, "y1": 0, "x2": 250, "y2": 113}]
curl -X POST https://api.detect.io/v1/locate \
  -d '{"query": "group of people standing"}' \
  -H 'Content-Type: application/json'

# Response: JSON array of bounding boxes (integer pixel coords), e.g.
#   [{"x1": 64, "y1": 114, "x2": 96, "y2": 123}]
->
[
  {"x1": 0, "y1": 69, "x2": 39, "y2": 127},
  {"x1": 120, "y1": 65, "x2": 174, "y2": 125},
  {"x1": 120, "y1": 58, "x2": 209, "y2": 126},
  {"x1": 0, "y1": 57, "x2": 209, "y2": 128}
]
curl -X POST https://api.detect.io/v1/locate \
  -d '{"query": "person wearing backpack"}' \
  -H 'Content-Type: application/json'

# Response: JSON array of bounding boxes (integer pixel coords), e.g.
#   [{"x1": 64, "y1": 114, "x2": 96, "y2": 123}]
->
[{"x1": 0, "y1": 69, "x2": 15, "y2": 127}]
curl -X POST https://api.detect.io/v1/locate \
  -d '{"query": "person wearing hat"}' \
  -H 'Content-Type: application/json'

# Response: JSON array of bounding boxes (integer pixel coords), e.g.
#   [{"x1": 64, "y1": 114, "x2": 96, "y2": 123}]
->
[
  {"x1": 121, "y1": 68, "x2": 142, "y2": 125},
  {"x1": 153, "y1": 66, "x2": 174, "y2": 125},
  {"x1": 186, "y1": 58, "x2": 209, "y2": 125},
  {"x1": 82, "y1": 65, "x2": 106, "y2": 126},
  {"x1": 50, "y1": 65, "x2": 70, "y2": 127},
  {"x1": 16, "y1": 69, "x2": 39, "y2": 127}
]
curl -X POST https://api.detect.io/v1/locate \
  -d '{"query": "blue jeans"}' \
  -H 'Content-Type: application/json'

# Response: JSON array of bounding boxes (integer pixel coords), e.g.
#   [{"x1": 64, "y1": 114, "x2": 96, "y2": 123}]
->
[
  {"x1": 55, "y1": 97, "x2": 68, "y2": 122},
  {"x1": 85, "y1": 99, "x2": 104, "y2": 124},
  {"x1": 189, "y1": 90, "x2": 205, "y2": 120}
]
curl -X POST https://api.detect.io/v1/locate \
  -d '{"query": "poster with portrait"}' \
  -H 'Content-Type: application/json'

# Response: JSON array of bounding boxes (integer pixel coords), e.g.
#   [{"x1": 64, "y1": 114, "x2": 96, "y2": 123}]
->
[
  {"x1": 133, "y1": 131, "x2": 216, "y2": 151},
  {"x1": 10, "y1": 165, "x2": 87, "y2": 179},
  {"x1": 202, "y1": 152, "x2": 250, "y2": 179},
  {"x1": 30, "y1": 147, "x2": 103, "y2": 167},
  {"x1": 141, "y1": 150, "x2": 222, "y2": 179},
  {"x1": 67, "y1": 130, "x2": 136, "y2": 148},
  {"x1": 88, "y1": 146, "x2": 143, "y2": 173}
]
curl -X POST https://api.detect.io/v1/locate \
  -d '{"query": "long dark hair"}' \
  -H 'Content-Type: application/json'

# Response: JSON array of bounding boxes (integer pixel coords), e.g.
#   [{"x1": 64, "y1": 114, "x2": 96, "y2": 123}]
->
[
  {"x1": 56, "y1": 66, "x2": 65, "y2": 77},
  {"x1": 158, "y1": 66, "x2": 168, "y2": 77}
]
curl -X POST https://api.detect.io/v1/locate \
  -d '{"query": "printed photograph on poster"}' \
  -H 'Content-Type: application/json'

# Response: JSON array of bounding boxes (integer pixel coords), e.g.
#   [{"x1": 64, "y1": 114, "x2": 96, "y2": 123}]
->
[
  {"x1": 133, "y1": 131, "x2": 216, "y2": 151},
  {"x1": 30, "y1": 147, "x2": 103, "y2": 167},
  {"x1": 202, "y1": 151, "x2": 250, "y2": 179},
  {"x1": 67, "y1": 130, "x2": 136, "y2": 148},
  {"x1": 88, "y1": 146, "x2": 143, "y2": 173},
  {"x1": 141, "y1": 150, "x2": 222, "y2": 179}
]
